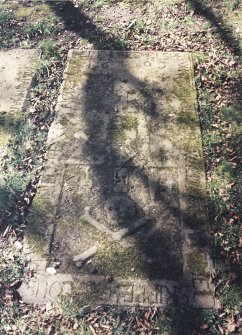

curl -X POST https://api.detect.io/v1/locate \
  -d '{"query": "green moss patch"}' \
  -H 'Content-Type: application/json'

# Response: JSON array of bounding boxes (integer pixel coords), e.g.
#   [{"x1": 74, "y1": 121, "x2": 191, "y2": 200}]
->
[
  {"x1": 94, "y1": 239, "x2": 145, "y2": 278},
  {"x1": 186, "y1": 249, "x2": 208, "y2": 276},
  {"x1": 26, "y1": 196, "x2": 54, "y2": 254},
  {"x1": 169, "y1": 70, "x2": 196, "y2": 107},
  {"x1": 109, "y1": 114, "x2": 138, "y2": 142}
]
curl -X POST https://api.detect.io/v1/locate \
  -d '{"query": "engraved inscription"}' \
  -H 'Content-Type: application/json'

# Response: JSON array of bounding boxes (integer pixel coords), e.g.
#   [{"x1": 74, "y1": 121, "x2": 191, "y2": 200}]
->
[
  {"x1": 114, "y1": 168, "x2": 128, "y2": 193},
  {"x1": 18, "y1": 275, "x2": 73, "y2": 303}
]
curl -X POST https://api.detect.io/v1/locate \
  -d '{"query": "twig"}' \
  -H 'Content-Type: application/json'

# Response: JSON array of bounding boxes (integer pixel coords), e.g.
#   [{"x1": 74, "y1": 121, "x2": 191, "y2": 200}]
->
[
  {"x1": 2, "y1": 225, "x2": 11, "y2": 238},
  {"x1": 89, "y1": 325, "x2": 97, "y2": 335}
]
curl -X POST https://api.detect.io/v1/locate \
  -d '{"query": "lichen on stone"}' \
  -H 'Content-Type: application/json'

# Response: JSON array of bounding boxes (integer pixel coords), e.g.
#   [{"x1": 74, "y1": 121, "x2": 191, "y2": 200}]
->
[{"x1": 186, "y1": 249, "x2": 208, "y2": 276}]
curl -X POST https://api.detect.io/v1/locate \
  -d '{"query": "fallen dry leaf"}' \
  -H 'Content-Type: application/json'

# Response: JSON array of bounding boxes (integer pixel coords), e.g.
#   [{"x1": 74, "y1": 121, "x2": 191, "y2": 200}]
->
[{"x1": 201, "y1": 323, "x2": 209, "y2": 330}]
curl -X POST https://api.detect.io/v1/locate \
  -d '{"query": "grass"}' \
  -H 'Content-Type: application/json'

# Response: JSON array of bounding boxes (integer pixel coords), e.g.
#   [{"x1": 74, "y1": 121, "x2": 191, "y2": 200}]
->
[
  {"x1": 155, "y1": 307, "x2": 222, "y2": 335},
  {"x1": 230, "y1": 0, "x2": 241, "y2": 11},
  {"x1": 56, "y1": 301, "x2": 177, "y2": 335},
  {"x1": 222, "y1": 104, "x2": 242, "y2": 119},
  {"x1": 133, "y1": 19, "x2": 151, "y2": 33},
  {"x1": 40, "y1": 39, "x2": 59, "y2": 58},
  {"x1": 221, "y1": 285, "x2": 242, "y2": 313},
  {"x1": 25, "y1": 20, "x2": 59, "y2": 38},
  {"x1": 0, "y1": 9, "x2": 13, "y2": 24},
  {"x1": 0, "y1": 9, "x2": 17, "y2": 48},
  {"x1": 0, "y1": 37, "x2": 62, "y2": 235},
  {"x1": 0, "y1": 173, "x2": 29, "y2": 219}
]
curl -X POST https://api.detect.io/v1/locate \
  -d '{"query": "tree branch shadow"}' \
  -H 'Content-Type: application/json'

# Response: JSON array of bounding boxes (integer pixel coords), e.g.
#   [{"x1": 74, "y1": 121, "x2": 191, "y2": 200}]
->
[
  {"x1": 186, "y1": 0, "x2": 241, "y2": 55},
  {"x1": 38, "y1": 0, "x2": 224, "y2": 332}
]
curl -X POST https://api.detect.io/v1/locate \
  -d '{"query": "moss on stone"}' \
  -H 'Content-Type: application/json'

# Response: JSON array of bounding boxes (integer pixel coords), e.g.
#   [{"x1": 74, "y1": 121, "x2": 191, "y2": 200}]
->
[
  {"x1": 0, "y1": 129, "x2": 12, "y2": 147},
  {"x1": 165, "y1": 68, "x2": 204, "y2": 158},
  {"x1": 93, "y1": 234, "x2": 147, "y2": 278},
  {"x1": 129, "y1": 134, "x2": 145, "y2": 150},
  {"x1": 120, "y1": 114, "x2": 138, "y2": 130},
  {"x1": 26, "y1": 196, "x2": 53, "y2": 255},
  {"x1": 186, "y1": 249, "x2": 208, "y2": 276},
  {"x1": 178, "y1": 129, "x2": 202, "y2": 156},
  {"x1": 149, "y1": 148, "x2": 167, "y2": 162},
  {"x1": 78, "y1": 218, "x2": 90, "y2": 226},
  {"x1": 146, "y1": 119, "x2": 159, "y2": 132},
  {"x1": 169, "y1": 70, "x2": 196, "y2": 107},
  {"x1": 183, "y1": 208, "x2": 208, "y2": 230},
  {"x1": 59, "y1": 116, "x2": 69, "y2": 126},
  {"x1": 65, "y1": 56, "x2": 89, "y2": 89},
  {"x1": 109, "y1": 114, "x2": 138, "y2": 142},
  {"x1": 188, "y1": 157, "x2": 205, "y2": 172},
  {"x1": 14, "y1": 6, "x2": 34, "y2": 19},
  {"x1": 74, "y1": 281, "x2": 111, "y2": 305},
  {"x1": 186, "y1": 178, "x2": 207, "y2": 201},
  {"x1": 72, "y1": 193, "x2": 84, "y2": 205},
  {"x1": 177, "y1": 109, "x2": 198, "y2": 130}
]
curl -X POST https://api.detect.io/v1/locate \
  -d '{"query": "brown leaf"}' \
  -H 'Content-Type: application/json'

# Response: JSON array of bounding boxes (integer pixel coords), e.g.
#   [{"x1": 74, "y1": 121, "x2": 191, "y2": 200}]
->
[
  {"x1": 145, "y1": 308, "x2": 152, "y2": 321},
  {"x1": 229, "y1": 272, "x2": 238, "y2": 282},
  {"x1": 239, "y1": 235, "x2": 242, "y2": 248},
  {"x1": 136, "y1": 316, "x2": 143, "y2": 328},
  {"x1": 218, "y1": 324, "x2": 224, "y2": 334},
  {"x1": 151, "y1": 307, "x2": 158, "y2": 319},
  {"x1": 227, "y1": 323, "x2": 236, "y2": 333},
  {"x1": 89, "y1": 325, "x2": 97, "y2": 335},
  {"x1": 201, "y1": 323, "x2": 209, "y2": 330},
  {"x1": 47, "y1": 325, "x2": 55, "y2": 335},
  {"x1": 73, "y1": 320, "x2": 79, "y2": 330}
]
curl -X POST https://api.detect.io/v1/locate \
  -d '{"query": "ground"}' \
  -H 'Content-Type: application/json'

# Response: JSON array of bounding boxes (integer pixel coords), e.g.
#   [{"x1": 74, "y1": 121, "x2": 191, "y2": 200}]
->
[{"x1": 0, "y1": 0, "x2": 241, "y2": 334}]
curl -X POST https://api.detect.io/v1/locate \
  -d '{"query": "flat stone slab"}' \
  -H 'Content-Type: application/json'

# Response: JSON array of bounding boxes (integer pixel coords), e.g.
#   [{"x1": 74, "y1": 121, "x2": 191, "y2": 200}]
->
[
  {"x1": 0, "y1": 49, "x2": 37, "y2": 151},
  {"x1": 22, "y1": 51, "x2": 215, "y2": 308}
]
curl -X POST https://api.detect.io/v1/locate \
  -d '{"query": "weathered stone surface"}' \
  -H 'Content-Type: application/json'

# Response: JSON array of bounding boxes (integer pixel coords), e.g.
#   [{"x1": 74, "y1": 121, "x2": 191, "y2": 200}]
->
[
  {"x1": 18, "y1": 272, "x2": 73, "y2": 304},
  {"x1": 23, "y1": 51, "x2": 214, "y2": 308},
  {"x1": 0, "y1": 49, "x2": 37, "y2": 151}
]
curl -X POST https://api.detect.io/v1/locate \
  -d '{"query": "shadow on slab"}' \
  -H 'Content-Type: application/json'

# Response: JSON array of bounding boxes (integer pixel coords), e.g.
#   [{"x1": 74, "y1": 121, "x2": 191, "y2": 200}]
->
[
  {"x1": 46, "y1": 1, "x2": 209, "y2": 286},
  {"x1": 24, "y1": 0, "x2": 220, "y2": 330}
]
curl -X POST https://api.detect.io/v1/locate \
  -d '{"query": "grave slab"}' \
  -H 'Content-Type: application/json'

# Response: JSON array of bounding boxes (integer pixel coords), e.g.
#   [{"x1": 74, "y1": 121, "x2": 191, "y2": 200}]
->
[
  {"x1": 22, "y1": 51, "x2": 214, "y2": 308},
  {"x1": 0, "y1": 49, "x2": 37, "y2": 152}
]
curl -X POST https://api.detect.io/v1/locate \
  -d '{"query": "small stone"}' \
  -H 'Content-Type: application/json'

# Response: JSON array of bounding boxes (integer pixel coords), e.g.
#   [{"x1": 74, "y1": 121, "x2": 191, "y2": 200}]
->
[
  {"x1": 14, "y1": 241, "x2": 23, "y2": 250},
  {"x1": 76, "y1": 261, "x2": 83, "y2": 268},
  {"x1": 131, "y1": 268, "x2": 135, "y2": 272},
  {"x1": 45, "y1": 302, "x2": 53, "y2": 312},
  {"x1": 46, "y1": 267, "x2": 57, "y2": 274}
]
